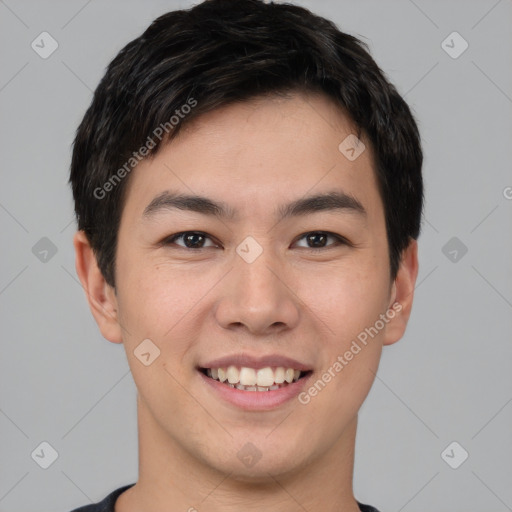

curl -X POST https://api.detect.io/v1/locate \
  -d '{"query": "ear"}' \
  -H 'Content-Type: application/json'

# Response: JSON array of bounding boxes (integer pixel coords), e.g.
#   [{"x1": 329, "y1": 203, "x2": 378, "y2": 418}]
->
[
  {"x1": 382, "y1": 239, "x2": 419, "y2": 346},
  {"x1": 73, "y1": 230, "x2": 123, "y2": 344}
]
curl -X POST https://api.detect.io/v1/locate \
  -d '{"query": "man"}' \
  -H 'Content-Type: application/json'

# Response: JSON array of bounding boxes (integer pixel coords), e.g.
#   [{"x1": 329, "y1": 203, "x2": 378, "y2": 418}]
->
[{"x1": 69, "y1": 0, "x2": 423, "y2": 510}]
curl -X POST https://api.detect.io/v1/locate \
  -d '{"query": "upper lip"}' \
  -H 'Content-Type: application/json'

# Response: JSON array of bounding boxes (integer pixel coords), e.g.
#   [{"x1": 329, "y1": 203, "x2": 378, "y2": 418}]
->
[{"x1": 199, "y1": 354, "x2": 312, "y2": 371}]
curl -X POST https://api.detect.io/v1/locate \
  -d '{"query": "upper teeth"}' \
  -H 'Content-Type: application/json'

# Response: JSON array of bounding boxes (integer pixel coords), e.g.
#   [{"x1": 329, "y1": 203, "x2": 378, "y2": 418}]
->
[{"x1": 207, "y1": 366, "x2": 301, "y2": 387}]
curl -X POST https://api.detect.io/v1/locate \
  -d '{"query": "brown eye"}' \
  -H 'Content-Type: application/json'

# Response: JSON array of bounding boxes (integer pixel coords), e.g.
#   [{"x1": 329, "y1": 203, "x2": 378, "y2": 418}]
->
[
  {"x1": 163, "y1": 231, "x2": 218, "y2": 249},
  {"x1": 294, "y1": 231, "x2": 349, "y2": 251}
]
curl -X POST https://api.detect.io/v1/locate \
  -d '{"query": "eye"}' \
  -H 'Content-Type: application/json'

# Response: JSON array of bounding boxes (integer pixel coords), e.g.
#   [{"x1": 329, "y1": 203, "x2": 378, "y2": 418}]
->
[
  {"x1": 162, "y1": 231, "x2": 219, "y2": 249},
  {"x1": 293, "y1": 231, "x2": 350, "y2": 251},
  {"x1": 161, "y1": 230, "x2": 350, "y2": 251}
]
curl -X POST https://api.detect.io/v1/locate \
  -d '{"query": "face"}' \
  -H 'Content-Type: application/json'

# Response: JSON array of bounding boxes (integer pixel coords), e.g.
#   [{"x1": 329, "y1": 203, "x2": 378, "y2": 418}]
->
[{"x1": 79, "y1": 92, "x2": 417, "y2": 481}]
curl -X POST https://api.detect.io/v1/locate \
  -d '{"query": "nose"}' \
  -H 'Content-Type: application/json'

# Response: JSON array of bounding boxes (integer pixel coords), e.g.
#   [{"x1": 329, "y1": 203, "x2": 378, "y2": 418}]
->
[{"x1": 214, "y1": 246, "x2": 300, "y2": 336}]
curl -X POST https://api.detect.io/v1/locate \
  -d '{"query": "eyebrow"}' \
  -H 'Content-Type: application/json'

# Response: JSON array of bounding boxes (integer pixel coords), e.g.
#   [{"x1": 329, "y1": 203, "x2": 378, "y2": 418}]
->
[{"x1": 142, "y1": 189, "x2": 366, "y2": 221}]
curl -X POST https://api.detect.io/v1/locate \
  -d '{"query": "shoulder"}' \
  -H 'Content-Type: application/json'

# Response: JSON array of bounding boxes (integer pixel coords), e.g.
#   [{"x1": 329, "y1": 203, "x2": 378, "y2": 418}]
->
[
  {"x1": 357, "y1": 502, "x2": 382, "y2": 512},
  {"x1": 68, "y1": 484, "x2": 135, "y2": 512}
]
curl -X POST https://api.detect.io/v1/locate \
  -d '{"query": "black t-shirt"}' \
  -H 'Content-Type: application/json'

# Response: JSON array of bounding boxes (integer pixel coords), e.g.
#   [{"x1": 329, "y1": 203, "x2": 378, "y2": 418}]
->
[{"x1": 68, "y1": 483, "x2": 381, "y2": 512}]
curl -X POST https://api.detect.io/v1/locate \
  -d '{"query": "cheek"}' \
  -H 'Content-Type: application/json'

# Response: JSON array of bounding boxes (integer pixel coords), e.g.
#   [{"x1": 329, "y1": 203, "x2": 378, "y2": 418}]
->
[
  {"x1": 296, "y1": 261, "x2": 389, "y2": 400},
  {"x1": 295, "y1": 292, "x2": 384, "y2": 440},
  {"x1": 115, "y1": 257, "x2": 205, "y2": 359},
  {"x1": 114, "y1": 261, "x2": 205, "y2": 415},
  {"x1": 299, "y1": 261, "x2": 390, "y2": 338}
]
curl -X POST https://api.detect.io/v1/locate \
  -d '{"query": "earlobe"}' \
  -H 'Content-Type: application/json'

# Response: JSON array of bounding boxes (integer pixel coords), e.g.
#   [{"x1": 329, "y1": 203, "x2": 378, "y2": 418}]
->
[
  {"x1": 382, "y1": 239, "x2": 419, "y2": 346},
  {"x1": 73, "y1": 230, "x2": 124, "y2": 344}
]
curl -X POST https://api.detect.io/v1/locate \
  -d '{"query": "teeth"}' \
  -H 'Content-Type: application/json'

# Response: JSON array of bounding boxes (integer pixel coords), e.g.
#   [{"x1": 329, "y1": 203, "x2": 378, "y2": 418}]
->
[
  {"x1": 256, "y1": 367, "x2": 275, "y2": 387},
  {"x1": 227, "y1": 365, "x2": 239, "y2": 384},
  {"x1": 239, "y1": 367, "x2": 257, "y2": 386},
  {"x1": 204, "y1": 365, "x2": 305, "y2": 390},
  {"x1": 274, "y1": 367, "x2": 285, "y2": 384},
  {"x1": 217, "y1": 368, "x2": 227, "y2": 382}
]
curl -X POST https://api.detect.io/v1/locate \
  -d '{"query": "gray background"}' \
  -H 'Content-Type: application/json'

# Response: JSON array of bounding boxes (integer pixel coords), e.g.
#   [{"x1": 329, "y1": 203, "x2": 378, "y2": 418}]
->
[{"x1": 1, "y1": 0, "x2": 511, "y2": 511}]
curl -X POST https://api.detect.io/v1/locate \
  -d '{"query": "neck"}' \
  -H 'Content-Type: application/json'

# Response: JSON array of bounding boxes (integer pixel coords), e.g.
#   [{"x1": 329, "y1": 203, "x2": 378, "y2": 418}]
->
[{"x1": 116, "y1": 394, "x2": 361, "y2": 512}]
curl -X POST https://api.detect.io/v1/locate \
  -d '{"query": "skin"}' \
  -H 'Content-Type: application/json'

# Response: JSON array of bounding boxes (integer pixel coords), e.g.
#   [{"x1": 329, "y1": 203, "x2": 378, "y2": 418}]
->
[{"x1": 74, "y1": 92, "x2": 418, "y2": 512}]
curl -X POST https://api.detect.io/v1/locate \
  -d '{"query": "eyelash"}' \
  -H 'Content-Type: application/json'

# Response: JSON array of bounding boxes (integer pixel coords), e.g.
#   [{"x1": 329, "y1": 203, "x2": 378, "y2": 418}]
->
[{"x1": 161, "y1": 231, "x2": 351, "y2": 252}]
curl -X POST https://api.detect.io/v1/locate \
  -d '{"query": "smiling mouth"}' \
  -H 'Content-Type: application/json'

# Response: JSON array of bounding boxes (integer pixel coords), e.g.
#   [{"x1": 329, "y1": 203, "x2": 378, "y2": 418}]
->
[{"x1": 199, "y1": 366, "x2": 312, "y2": 392}]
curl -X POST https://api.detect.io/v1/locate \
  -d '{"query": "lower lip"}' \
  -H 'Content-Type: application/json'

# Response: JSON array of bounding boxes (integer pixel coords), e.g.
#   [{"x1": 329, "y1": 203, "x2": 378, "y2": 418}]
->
[{"x1": 198, "y1": 370, "x2": 312, "y2": 411}]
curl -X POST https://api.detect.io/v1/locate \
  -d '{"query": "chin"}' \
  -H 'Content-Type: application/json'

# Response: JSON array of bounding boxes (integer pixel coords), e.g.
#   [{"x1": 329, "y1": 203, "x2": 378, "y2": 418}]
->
[{"x1": 203, "y1": 442, "x2": 310, "y2": 483}]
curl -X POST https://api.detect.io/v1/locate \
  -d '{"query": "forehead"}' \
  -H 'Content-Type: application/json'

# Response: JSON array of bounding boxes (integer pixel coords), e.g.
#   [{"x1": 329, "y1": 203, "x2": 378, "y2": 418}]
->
[{"x1": 121, "y1": 92, "x2": 382, "y2": 224}]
